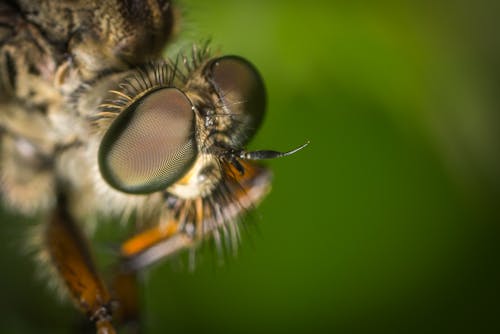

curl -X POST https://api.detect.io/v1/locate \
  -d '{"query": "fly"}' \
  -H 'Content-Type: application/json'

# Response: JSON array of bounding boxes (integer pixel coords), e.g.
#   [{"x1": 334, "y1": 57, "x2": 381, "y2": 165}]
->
[{"x1": 0, "y1": 1, "x2": 307, "y2": 332}]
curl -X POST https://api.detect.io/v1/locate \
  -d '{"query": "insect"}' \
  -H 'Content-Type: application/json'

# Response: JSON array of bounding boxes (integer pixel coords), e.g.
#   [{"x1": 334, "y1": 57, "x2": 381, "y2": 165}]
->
[{"x1": 0, "y1": 1, "x2": 307, "y2": 332}]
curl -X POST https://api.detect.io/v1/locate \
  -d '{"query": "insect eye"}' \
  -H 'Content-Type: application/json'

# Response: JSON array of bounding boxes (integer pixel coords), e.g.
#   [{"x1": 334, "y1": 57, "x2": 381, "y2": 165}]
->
[
  {"x1": 206, "y1": 55, "x2": 266, "y2": 146},
  {"x1": 98, "y1": 88, "x2": 197, "y2": 194}
]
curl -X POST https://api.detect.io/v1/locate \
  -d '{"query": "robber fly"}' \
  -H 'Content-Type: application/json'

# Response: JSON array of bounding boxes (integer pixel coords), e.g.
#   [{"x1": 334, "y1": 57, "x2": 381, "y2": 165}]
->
[{"x1": 0, "y1": 1, "x2": 306, "y2": 332}]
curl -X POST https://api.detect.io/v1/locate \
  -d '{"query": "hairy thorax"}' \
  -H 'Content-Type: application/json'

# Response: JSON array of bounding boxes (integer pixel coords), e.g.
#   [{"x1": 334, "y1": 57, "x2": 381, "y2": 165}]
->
[{"x1": 0, "y1": 1, "x2": 175, "y2": 220}]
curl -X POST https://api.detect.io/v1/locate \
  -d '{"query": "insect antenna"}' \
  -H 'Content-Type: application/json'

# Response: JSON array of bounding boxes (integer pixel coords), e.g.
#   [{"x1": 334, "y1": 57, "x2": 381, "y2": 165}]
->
[{"x1": 236, "y1": 141, "x2": 310, "y2": 160}]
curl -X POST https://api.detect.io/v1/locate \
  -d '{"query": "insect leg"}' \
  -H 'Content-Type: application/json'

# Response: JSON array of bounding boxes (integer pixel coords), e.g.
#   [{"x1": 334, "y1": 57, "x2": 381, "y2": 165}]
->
[
  {"x1": 108, "y1": 267, "x2": 142, "y2": 332},
  {"x1": 45, "y1": 194, "x2": 116, "y2": 334},
  {"x1": 120, "y1": 161, "x2": 273, "y2": 272},
  {"x1": 120, "y1": 219, "x2": 193, "y2": 271}
]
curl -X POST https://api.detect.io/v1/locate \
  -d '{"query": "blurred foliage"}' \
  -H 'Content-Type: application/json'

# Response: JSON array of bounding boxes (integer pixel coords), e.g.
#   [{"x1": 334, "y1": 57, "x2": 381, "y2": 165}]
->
[{"x1": 1, "y1": 0, "x2": 500, "y2": 333}]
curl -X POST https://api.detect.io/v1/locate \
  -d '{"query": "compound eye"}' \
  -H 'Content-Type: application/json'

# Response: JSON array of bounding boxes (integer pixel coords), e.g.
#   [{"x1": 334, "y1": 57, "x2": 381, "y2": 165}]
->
[
  {"x1": 207, "y1": 55, "x2": 266, "y2": 146},
  {"x1": 99, "y1": 88, "x2": 197, "y2": 194}
]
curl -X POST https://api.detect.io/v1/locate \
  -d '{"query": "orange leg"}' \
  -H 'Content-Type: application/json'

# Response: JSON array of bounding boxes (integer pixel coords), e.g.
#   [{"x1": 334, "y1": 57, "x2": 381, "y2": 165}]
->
[
  {"x1": 120, "y1": 161, "x2": 272, "y2": 272},
  {"x1": 120, "y1": 216, "x2": 193, "y2": 271},
  {"x1": 45, "y1": 196, "x2": 116, "y2": 334}
]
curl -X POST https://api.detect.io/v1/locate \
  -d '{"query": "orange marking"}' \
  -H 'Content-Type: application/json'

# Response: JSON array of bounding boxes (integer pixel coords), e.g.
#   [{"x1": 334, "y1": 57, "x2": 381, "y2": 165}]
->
[
  {"x1": 226, "y1": 159, "x2": 260, "y2": 183},
  {"x1": 225, "y1": 160, "x2": 271, "y2": 208},
  {"x1": 121, "y1": 221, "x2": 179, "y2": 257},
  {"x1": 195, "y1": 197, "x2": 203, "y2": 237},
  {"x1": 176, "y1": 163, "x2": 196, "y2": 185}
]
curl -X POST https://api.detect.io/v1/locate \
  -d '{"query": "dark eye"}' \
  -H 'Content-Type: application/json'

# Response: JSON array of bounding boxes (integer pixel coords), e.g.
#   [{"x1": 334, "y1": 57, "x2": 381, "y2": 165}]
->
[
  {"x1": 206, "y1": 55, "x2": 266, "y2": 146},
  {"x1": 98, "y1": 88, "x2": 197, "y2": 194}
]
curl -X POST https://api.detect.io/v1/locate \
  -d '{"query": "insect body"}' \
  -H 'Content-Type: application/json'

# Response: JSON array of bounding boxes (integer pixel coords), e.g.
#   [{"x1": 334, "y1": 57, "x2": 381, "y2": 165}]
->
[{"x1": 0, "y1": 1, "x2": 306, "y2": 332}]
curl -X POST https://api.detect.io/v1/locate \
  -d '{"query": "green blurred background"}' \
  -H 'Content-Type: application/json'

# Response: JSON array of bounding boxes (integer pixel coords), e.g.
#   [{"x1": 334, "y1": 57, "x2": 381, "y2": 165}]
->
[{"x1": 2, "y1": 0, "x2": 500, "y2": 333}]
